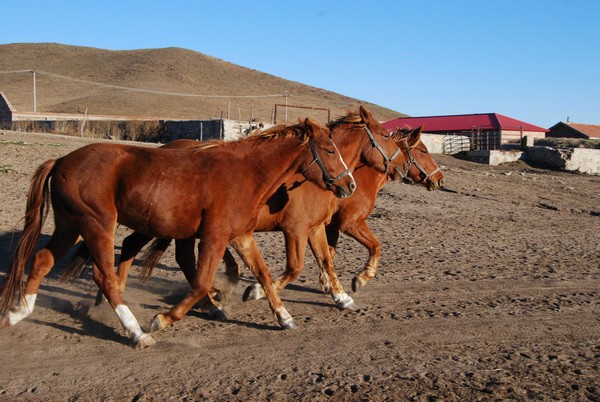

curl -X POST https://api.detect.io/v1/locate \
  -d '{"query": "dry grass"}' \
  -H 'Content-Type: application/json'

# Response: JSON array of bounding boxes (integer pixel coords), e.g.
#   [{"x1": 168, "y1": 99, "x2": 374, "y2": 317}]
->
[
  {"x1": 0, "y1": 43, "x2": 406, "y2": 124},
  {"x1": 536, "y1": 137, "x2": 600, "y2": 149}
]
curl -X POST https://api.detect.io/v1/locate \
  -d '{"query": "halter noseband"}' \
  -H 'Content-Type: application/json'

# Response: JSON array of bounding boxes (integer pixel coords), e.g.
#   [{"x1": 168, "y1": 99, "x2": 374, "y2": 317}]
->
[
  {"x1": 304, "y1": 137, "x2": 352, "y2": 187},
  {"x1": 394, "y1": 137, "x2": 441, "y2": 184}
]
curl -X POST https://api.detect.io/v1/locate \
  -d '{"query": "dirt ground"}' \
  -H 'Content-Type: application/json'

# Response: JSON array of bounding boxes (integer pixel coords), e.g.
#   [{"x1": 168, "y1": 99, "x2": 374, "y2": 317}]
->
[{"x1": 0, "y1": 130, "x2": 598, "y2": 401}]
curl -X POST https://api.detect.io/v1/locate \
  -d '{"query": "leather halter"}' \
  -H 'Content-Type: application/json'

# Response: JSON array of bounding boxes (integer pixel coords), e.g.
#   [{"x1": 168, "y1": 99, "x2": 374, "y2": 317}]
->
[
  {"x1": 305, "y1": 137, "x2": 352, "y2": 187},
  {"x1": 395, "y1": 137, "x2": 441, "y2": 184},
  {"x1": 364, "y1": 126, "x2": 401, "y2": 175}
]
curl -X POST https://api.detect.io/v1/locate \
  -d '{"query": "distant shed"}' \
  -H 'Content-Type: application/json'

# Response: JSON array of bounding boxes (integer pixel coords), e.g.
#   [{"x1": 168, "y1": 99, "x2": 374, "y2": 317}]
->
[
  {"x1": 546, "y1": 122, "x2": 600, "y2": 140},
  {"x1": 382, "y1": 113, "x2": 547, "y2": 151}
]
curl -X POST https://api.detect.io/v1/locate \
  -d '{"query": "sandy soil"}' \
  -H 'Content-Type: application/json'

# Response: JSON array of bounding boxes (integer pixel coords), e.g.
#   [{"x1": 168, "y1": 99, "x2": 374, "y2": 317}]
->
[{"x1": 0, "y1": 130, "x2": 599, "y2": 401}]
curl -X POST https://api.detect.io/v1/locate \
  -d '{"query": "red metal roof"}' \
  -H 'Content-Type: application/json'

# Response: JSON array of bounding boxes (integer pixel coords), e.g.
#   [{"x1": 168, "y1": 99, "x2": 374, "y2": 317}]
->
[{"x1": 382, "y1": 113, "x2": 548, "y2": 133}]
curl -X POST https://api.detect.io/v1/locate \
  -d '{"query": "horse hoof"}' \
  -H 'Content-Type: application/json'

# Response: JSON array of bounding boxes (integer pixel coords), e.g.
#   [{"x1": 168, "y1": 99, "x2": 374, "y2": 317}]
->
[
  {"x1": 94, "y1": 290, "x2": 107, "y2": 306},
  {"x1": 134, "y1": 333, "x2": 156, "y2": 349},
  {"x1": 242, "y1": 284, "x2": 264, "y2": 302},
  {"x1": 341, "y1": 300, "x2": 361, "y2": 312},
  {"x1": 279, "y1": 317, "x2": 297, "y2": 330},
  {"x1": 352, "y1": 276, "x2": 367, "y2": 293},
  {"x1": 149, "y1": 314, "x2": 168, "y2": 333},
  {"x1": 207, "y1": 307, "x2": 228, "y2": 321},
  {"x1": 211, "y1": 290, "x2": 223, "y2": 302}
]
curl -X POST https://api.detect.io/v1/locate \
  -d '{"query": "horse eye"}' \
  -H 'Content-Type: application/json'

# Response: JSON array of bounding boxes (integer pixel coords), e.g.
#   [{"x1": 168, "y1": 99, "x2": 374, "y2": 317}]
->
[{"x1": 327, "y1": 149, "x2": 335, "y2": 155}]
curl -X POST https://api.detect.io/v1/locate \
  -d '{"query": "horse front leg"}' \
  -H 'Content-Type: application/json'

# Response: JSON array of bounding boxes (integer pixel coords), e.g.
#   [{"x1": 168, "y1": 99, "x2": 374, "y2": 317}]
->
[
  {"x1": 308, "y1": 224, "x2": 359, "y2": 311},
  {"x1": 341, "y1": 219, "x2": 381, "y2": 292},
  {"x1": 150, "y1": 235, "x2": 227, "y2": 332},
  {"x1": 174, "y1": 238, "x2": 227, "y2": 320},
  {"x1": 231, "y1": 233, "x2": 296, "y2": 329},
  {"x1": 238, "y1": 229, "x2": 307, "y2": 302}
]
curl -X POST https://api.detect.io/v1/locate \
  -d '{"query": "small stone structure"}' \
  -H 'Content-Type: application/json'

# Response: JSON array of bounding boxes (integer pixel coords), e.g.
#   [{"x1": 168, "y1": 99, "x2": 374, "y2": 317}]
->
[{"x1": 462, "y1": 136, "x2": 600, "y2": 175}]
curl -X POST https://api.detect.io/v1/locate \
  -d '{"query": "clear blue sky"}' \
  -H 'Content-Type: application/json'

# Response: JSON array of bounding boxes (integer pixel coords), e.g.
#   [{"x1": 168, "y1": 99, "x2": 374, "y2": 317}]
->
[{"x1": 2, "y1": 0, "x2": 599, "y2": 128}]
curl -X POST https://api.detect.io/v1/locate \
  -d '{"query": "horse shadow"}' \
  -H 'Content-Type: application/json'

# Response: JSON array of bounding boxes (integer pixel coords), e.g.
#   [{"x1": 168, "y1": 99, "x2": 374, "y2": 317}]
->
[{"x1": 1, "y1": 229, "x2": 334, "y2": 343}]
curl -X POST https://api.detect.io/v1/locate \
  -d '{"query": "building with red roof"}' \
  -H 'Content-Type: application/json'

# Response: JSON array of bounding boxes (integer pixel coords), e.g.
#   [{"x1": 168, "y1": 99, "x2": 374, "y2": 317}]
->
[
  {"x1": 546, "y1": 122, "x2": 600, "y2": 140},
  {"x1": 382, "y1": 113, "x2": 547, "y2": 150}
]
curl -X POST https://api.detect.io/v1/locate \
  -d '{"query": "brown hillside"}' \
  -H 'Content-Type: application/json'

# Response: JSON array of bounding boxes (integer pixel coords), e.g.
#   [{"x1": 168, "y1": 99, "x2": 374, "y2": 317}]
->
[{"x1": 0, "y1": 43, "x2": 406, "y2": 123}]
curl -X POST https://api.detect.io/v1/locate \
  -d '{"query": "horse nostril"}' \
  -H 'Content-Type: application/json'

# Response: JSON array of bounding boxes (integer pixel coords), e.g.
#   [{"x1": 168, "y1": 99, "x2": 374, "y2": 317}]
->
[
  {"x1": 439, "y1": 178, "x2": 445, "y2": 187},
  {"x1": 350, "y1": 181, "x2": 356, "y2": 192}
]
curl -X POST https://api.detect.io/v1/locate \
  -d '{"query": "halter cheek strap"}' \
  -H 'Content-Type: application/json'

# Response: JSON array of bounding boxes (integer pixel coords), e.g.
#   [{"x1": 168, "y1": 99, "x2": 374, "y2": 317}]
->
[
  {"x1": 306, "y1": 138, "x2": 352, "y2": 187},
  {"x1": 395, "y1": 138, "x2": 441, "y2": 184},
  {"x1": 364, "y1": 126, "x2": 401, "y2": 175}
]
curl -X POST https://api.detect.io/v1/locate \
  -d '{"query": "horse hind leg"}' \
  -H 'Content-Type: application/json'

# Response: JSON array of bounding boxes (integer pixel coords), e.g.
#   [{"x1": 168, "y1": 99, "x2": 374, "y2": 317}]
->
[
  {"x1": 237, "y1": 231, "x2": 307, "y2": 302},
  {"x1": 6, "y1": 227, "x2": 79, "y2": 327},
  {"x1": 342, "y1": 220, "x2": 381, "y2": 293}
]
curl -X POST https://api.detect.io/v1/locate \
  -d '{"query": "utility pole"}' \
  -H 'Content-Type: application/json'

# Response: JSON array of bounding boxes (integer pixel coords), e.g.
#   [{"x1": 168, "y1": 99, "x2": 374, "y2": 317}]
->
[
  {"x1": 32, "y1": 70, "x2": 37, "y2": 112},
  {"x1": 284, "y1": 91, "x2": 288, "y2": 122}
]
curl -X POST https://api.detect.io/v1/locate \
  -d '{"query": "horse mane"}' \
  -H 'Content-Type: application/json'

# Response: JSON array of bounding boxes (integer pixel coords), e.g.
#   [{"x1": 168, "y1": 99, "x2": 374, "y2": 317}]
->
[
  {"x1": 248, "y1": 122, "x2": 312, "y2": 144},
  {"x1": 188, "y1": 122, "x2": 312, "y2": 155},
  {"x1": 327, "y1": 111, "x2": 366, "y2": 130}
]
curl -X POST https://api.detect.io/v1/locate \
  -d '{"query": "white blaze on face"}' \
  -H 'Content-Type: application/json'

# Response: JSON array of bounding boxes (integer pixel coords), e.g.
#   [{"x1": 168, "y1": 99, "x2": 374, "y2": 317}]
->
[
  {"x1": 330, "y1": 139, "x2": 355, "y2": 184},
  {"x1": 8, "y1": 293, "x2": 37, "y2": 325}
]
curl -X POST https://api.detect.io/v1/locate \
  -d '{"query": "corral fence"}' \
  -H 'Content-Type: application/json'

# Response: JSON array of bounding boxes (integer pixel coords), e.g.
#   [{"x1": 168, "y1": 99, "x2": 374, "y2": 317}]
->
[{"x1": 440, "y1": 128, "x2": 502, "y2": 154}]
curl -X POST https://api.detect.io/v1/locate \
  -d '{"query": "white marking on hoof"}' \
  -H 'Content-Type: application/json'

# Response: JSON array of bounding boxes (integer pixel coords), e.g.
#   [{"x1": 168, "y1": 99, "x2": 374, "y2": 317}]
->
[
  {"x1": 277, "y1": 308, "x2": 296, "y2": 329},
  {"x1": 134, "y1": 333, "x2": 156, "y2": 349},
  {"x1": 8, "y1": 294, "x2": 37, "y2": 325},
  {"x1": 242, "y1": 283, "x2": 266, "y2": 301},
  {"x1": 115, "y1": 305, "x2": 146, "y2": 341},
  {"x1": 332, "y1": 292, "x2": 360, "y2": 311}
]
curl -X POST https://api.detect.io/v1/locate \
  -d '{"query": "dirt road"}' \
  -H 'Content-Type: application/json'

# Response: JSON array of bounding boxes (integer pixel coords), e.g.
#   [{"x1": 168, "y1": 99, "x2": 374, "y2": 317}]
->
[{"x1": 0, "y1": 130, "x2": 598, "y2": 400}]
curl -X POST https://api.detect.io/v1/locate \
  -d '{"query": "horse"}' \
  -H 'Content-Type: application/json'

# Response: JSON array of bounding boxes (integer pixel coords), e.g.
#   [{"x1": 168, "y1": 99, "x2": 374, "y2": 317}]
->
[
  {"x1": 241, "y1": 125, "x2": 444, "y2": 303},
  {"x1": 325, "y1": 125, "x2": 444, "y2": 293},
  {"x1": 0, "y1": 118, "x2": 356, "y2": 348},
  {"x1": 86, "y1": 107, "x2": 427, "y2": 313}
]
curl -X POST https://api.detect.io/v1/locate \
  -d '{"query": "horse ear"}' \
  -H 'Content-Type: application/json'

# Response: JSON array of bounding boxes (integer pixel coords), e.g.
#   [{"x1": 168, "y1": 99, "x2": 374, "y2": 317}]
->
[
  {"x1": 410, "y1": 125, "x2": 423, "y2": 144},
  {"x1": 304, "y1": 118, "x2": 318, "y2": 138},
  {"x1": 359, "y1": 105, "x2": 373, "y2": 122}
]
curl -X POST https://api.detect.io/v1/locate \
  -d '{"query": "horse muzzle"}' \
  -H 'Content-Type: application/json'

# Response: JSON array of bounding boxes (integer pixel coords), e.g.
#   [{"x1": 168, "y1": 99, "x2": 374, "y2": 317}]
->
[{"x1": 331, "y1": 179, "x2": 356, "y2": 199}]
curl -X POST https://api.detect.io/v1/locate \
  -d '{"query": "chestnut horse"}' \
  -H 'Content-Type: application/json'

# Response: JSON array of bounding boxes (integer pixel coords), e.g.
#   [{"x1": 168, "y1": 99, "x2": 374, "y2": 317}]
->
[
  {"x1": 242, "y1": 125, "x2": 444, "y2": 303},
  {"x1": 325, "y1": 125, "x2": 443, "y2": 293},
  {"x1": 91, "y1": 107, "x2": 424, "y2": 312},
  {"x1": 0, "y1": 119, "x2": 355, "y2": 348}
]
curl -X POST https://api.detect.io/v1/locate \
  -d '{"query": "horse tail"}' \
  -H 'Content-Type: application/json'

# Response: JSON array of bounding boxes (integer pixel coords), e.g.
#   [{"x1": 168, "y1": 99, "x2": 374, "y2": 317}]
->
[
  {"x1": 139, "y1": 238, "x2": 172, "y2": 282},
  {"x1": 60, "y1": 242, "x2": 92, "y2": 283},
  {"x1": 0, "y1": 159, "x2": 56, "y2": 316}
]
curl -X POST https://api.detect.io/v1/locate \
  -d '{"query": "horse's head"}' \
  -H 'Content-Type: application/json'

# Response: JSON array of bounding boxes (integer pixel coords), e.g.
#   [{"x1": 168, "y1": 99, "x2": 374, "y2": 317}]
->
[
  {"x1": 301, "y1": 118, "x2": 356, "y2": 199},
  {"x1": 328, "y1": 106, "x2": 404, "y2": 178},
  {"x1": 393, "y1": 126, "x2": 445, "y2": 191}
]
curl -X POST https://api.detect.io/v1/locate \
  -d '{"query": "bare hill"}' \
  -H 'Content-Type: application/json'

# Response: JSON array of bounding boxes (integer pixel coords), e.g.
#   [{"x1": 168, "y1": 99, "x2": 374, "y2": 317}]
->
[{"x1": 0, "y1": 43, "x2": 406, "y2": 123}]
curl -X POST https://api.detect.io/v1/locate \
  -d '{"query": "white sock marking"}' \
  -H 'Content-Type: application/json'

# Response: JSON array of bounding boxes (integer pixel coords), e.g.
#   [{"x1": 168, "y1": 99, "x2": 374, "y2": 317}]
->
[
  {"x1": 8, "y1": 294, "x2": 37, "y2": 325},
  {"x1": 332, "y1": 292, "x2": 354, "y2": 308},
  {"x1": 115, "y1": 304, "x2": 146, "y2": 342}
]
